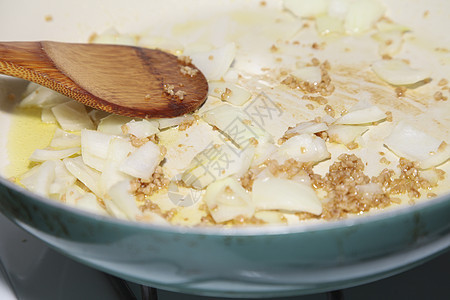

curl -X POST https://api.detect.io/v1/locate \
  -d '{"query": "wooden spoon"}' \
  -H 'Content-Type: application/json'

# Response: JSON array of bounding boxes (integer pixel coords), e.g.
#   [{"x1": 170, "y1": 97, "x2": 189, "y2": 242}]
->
[{"x1": 0, "y1": 41, "x2": 208, "y2": 118}]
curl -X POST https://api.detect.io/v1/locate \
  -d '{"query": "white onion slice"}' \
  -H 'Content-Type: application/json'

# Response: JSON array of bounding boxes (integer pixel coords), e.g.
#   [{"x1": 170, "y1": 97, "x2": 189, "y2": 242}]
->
[
  {"x1": 254, "y1": 211, "x2": 286, "y2": 224},
  {"x1": 100, "y1": 137, "x2": 135, "y2": 194},
  {"x1": 187, "y1": 43, "x2": 236, "y2": 80},
  {"x1": 75, "y1": 193, "x2": 108, "y2": 216},
  {"x1": 371, "y1": 59, "x2": 431, "y2": 86},
  {"x1": 49, "y1": 160, "x2": 77, "y2": 196},
  {"x1": 344, "y1": 0, "x2": 385, "y2": 34},
  {"x1": 107, "y1": 180, "x2": 141, "y2": 220},
  {"x1": 41, "y1": 107, "x2": 56, "y2": 124},
  {"x1": 81, "y1": 130, "x2": 119, "y2": 158},
  {"x1": 81, "y1": 129, "x2": 120, "y2": 171},
  {"x1": 63, "y1": 156, "x2": 102, "y2": 196},
  {"x1": 88, "y1": 109, "x2": 111, "y2": 126},
  {"x1": 252, "y1": 177, "x2": 322, "y2": 215},
  {"x1": 252, "y1": 142, "x2": 277, "y2": 167},
  {"x1": 50, "y1": 128, "x2": 81, "y2": 149},
  {"x1": 356, "y1": 183, "x2": 383, "y2": 196},
  {"x1": 283, "y1": 0, "x2": 329, "y2": 18},
  {"x1": 316, "y1": 15, "x2": 345, "y2": 36},
  {"x1": 328, "y1": 0, "x2": 351, "y2": 19},
  {"x1": 20, "y1": 160, "x2": 56, "y2": 197},
  {"x1": 51, "y1": 101, "x2": 94, "y2": 131},
  {"x1": 272, "y1": 134, "x2": 330, "y2": 164},
  {"x1": 202, "y1": 104, "x2": 272, "y2": 148},
  {"x1": 157, "y1": 115, "x2": 194, "y2": 130},
  {"x1": 285, "y1": 121, "x2": 329, "y2": 136},
  {"x1": 327, "y1": 124, "x2": 369, "y2": 145},
  {"x1": 384, "y1": 121, "x2": 450, "y2": 169},
  {"x1": 334, "y1": 104, "x2": 386, "y2": 125},
  {"x1": 419, "y1": 143, "x2": 450, "y2": 170},
  {"x1": 22, "y1": 82, "x2": 40, "y2": 98},
  {"x1": 204, "y1": 177, "x2": 254, "y2": 223},
  {"x1": 291, "y1": 66, "x2": 322, "y2": 84},
  {"x1": 81, "y1": 152, "x2": 106, "y2": 173},
  {"x1": 125, "y1": 119, "x2": 160, "y2": 139},
  {"x1": 19, "y1": 85, "x2": 71, "y2": 108},
  {"x1": 97, "y1": 114, "x2": 135, "y2": 135},
  {"x1": 208, "y1": 81, "x2": 252, "y2": 106},
  {"x1": 103, "y1": 199, "x2": 128, "y2": 220},
  {"x1": 182, "y1": 143, "x2": 255, "y2": 189},
  {"x1": 419, "y1": 169, "x2": 440, "y2": 186},
  {"x1": 64, "y1": 185, "x2": 87, "y2": 206},
  {"x1": 29, "y1": 147, "x2": 80, "y2": 162},
  {"x1": 119, "y1": 141, "x2": 162, "y2": 180},
  {"x1": 372, "y1": 30, "x2": 405, "y2": 56}
]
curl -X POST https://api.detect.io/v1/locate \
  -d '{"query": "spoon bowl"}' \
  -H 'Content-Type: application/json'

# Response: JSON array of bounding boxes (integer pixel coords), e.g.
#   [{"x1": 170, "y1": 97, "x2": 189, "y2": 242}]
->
[{"x1": 0, "y1": 41, "x2": 208, "y2": 118}]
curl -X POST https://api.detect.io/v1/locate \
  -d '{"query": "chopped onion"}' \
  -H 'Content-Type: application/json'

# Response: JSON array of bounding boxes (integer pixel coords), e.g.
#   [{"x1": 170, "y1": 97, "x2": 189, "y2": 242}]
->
[
  {"x1": 272, "y1": 133, "x2": 330, "y2": 164},
  {"x1": 125, "y1": 119, "x2": 160, "y2": 139},
  {"x1": 22, "y1": 82, "x2": 40, "y2": 98},
  {"x1": 88, "y1": 109, "x2": 111, "y2": 126},
  {"x1": 20, "y1": 160, "x2": 56, "y2": 197},
  {"x1": 19, "y1": 85, "x2": 71, "y2": 108},
  {"x1": 29, "y1": 147, "x2": 80, "y2": 162},
  {"x1": 372, "y1": 30, "x2": 405, "y2": 56},
  {"x1": 208, "y1": 81, "x2": 252, "y2": 106},
  {"x1": 75, "y1": 193, "x2": 108, "y2": 216},
  {"x1": 316, "y1": 15, "x2": 345, "y2": 36},
  {"x1": 344, "y1": 0, "x2": 385, "y2": 34},
  {"x1": 49, "y1": 160, "x2": 76, "y2": 196},
  {"x1": 334, "y1": 103, "x2": 386, "y2": 125},
  {"x1": 157, "y1": 114, "x2": 194, "y2": 130},
  {"x1": 100, "y1": 137, "x2": 135, "y2": 194},
  {"x1": 50, "y1": 128, "x2": 81, "y2": 149},
  {"x1": 81, "y1": 152, "x2": 107, "y2": 174},
  {"x1": 291, "y1": 66, "x2": 322, "y2": 84},
  {"x1": 64, "y1": 185, "x2": 87, "y2": 206},
  {"x1": 419, "y1": 142, "x2": 450, "y2": 170},
  {"x1": 97, "y1": 114, "x2": 135, "y2": 135},
  {"x1": 328, "y1": 0, "x2": 351, "y2": 19},
  {"x1": 285, "y1": 121, "x2": 329, "y2": 135},
  {"x1": 119, "y1": 141, "x2": 162, "y2": 180},
  {"x1": 252, "y1": 177, "x2": 322, "y2": 215},
  {"x1": 204, "y1": 177, "x2": 254, "y2": 223},
  {"x1": 63, "y1": 156, "x2": 102, "y2": 196},
  {"x1": 376, "y1": 20, "x2": 410, "y2": 32},
  {"x1": 327, "y1": 124, "x2": 368, "y2": 145},
  {"x1": 187, "y1": 43, "x2": 236, "y2": 80},
  {"x1": 419, "y1": 169, "x2": 440, "y2": 186},
  {"x1": 371, "y1": 59, "x2": 431, "y2": 86},
  {"x1": 81, "y1": 129, "x2": 119, "y2": 171},
  {"x1": 51, "y1": 101, "x2": 94, "y2": 131},
  {"x1": 384, "y1": 121, "x2": 450, "y2": 169},
  {"x1": 107, "y1": 180, "x2": 141, "y2": 220},
  {"x1": 41, "y1": 107, "x2": 56, "y2": 124},
  {"x1": 202, "y1": 104, "x2": 272, "y2": 148},
  {"x1": 103, "y1": 199, "x2": 128, "y2": 220},
  {"x1": 356, "y1": 183, "x2": 383, "y2": 196},
  {"x1": 251, "y1": 142, "x2": 277, "y2": 167},
  {"x1": 182, "y1": 143, "x2": 255, "y2": 189},
  {"x1": 283, "y1": 0, "x2": 329, "y2": 18},
  {"x1": 254, "y1": 211, "x2": 286, "y2": 224}
]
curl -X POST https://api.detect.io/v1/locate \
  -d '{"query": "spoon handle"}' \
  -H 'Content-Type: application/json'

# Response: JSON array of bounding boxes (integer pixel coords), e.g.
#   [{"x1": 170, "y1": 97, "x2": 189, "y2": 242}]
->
[
  {"x1": 0, "y1": 41, "x2": 208, "y2": 118},
  {"x1": 0, "y1": 41, "x2": 82, "y2": 97}
]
